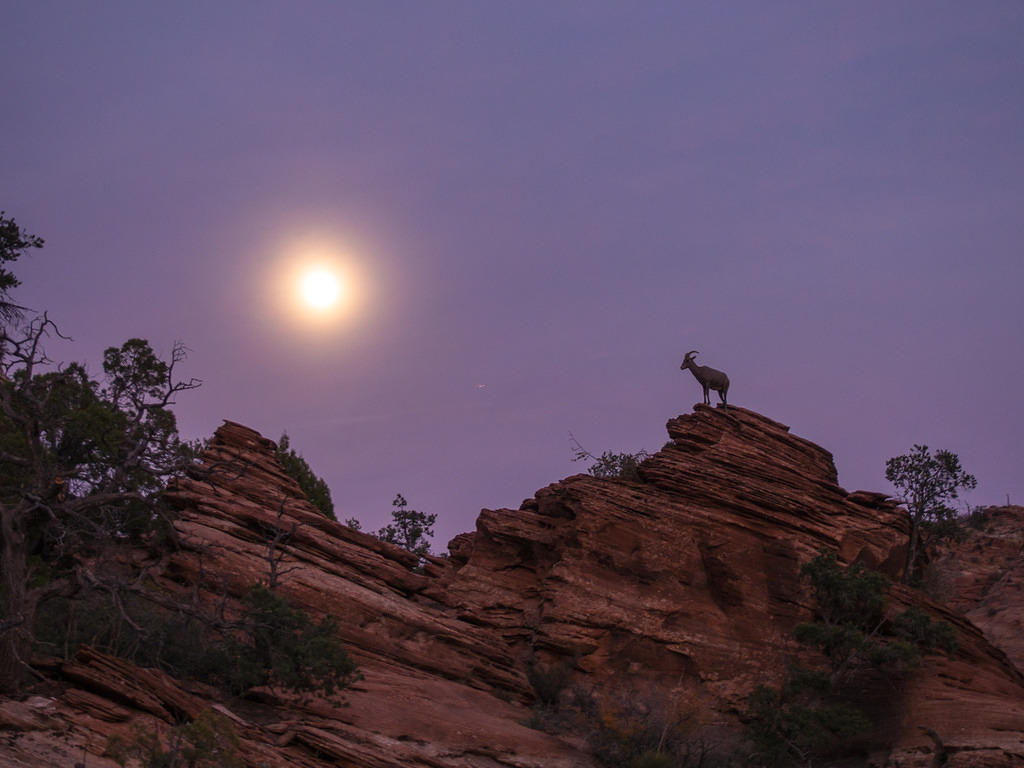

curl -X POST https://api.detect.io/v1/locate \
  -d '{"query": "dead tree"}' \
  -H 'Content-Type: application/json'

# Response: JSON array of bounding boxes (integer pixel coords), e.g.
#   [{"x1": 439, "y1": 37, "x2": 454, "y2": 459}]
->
[{"x1": 261, "y1": 498, "x2": 302, "y2": 591}]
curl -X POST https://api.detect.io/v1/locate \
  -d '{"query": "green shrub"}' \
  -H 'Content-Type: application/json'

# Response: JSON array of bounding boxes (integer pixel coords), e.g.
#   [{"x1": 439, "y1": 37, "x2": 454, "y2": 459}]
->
[
  {"x1": 800, "y1": 553, "x2": 887, "y2": 631},
  {"x1": 744, "y1": 552, "x2": 958, "y2": 766},
  {"x1": 205, "y1": 585, "x2": 359, "y2": 699},
  {"x1": 105, "y1": 709, "x2": 243, "y2": 768},
  {"x1": 527, "y1": 659, "x2": 573, "y2": 706},
  {"x1": 744, "y1": 681, "x2": 870, "y2": 767},
  {"x1": 795, "y1": 552, "x2": 957, "y2": 679},
  {"x1": 891, "y1": 605, "x2": 958, "y2": 655},
  {"x1": 586, "y1": 451, "x2": 651, "y2": 481},
  {"x1": 33, "y1": 589, "x2": 210, "y2": 678},
  {"x1": 569, "y1": 433, "x2": 651, "y2": 481},
  {"x1": 35, "y1": 582, "x2": 359, "y2": 701},
  {"x1": 277, "y1": 432, "x2": 335, "y2": 520}
]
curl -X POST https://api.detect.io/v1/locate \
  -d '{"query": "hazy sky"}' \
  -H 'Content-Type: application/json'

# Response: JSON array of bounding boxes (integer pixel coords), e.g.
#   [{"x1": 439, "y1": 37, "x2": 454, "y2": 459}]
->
[{"x1": 3, "y1": 2, "x2": 1022, "y2": 546}]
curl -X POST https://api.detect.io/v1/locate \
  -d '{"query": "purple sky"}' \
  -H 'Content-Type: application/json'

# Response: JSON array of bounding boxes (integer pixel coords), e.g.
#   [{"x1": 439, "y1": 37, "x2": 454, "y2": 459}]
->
[{"x1": 3, "y1": 2, "x2": 1022, "y2": 547}]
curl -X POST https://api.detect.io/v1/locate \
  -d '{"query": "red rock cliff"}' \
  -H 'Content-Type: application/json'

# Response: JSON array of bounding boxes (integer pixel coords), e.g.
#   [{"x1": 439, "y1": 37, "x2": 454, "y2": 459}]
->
[
  {"x1": 928, "y1": 505, "x2": 1024, "y2": 675},
  {"x1": 2, "y1": 406, "x2": 1022, "y2": 767}
]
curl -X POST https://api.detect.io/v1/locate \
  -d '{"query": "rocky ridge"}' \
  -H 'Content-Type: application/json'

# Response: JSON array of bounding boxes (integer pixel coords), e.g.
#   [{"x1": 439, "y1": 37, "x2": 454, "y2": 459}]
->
[{"x1": 1, "y1": 405, "x2": 1022, "y2": 767}]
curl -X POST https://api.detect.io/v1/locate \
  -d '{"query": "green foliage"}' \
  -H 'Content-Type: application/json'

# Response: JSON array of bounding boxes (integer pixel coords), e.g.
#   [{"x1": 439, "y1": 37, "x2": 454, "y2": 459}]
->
[
  {"x1": 33, "y1": 580, "x2": 359, "y2": 702},
  {"x1": 378, "y1": 493, "x2": 435, "y2": 559},
  {"x1": 2, "y1": 335, "x2": 195, "y2": 499},
  {"x1": 799, "y1": 553, "x2": 887, "y2": 630},
  {"x1": 743, "y1": 552, "x2": 958, "y2": 766},
  {"x1": 2, "y1": 299, "x2": 198, "y2": 691},
  {"x1": 276, "y1": 432, "x2": 335, "y2": 520},
  {"x1": 33, "y1": 590, "x2": 208, "y2": 676},
  {"x1": 795, "y1": 552, "x2": 889, "y2": 678},
  {"x1": 885, "y1": 445, "x2": 977, "y2": 517},
  {"x1": 891, "y1": 605, "x2": 958, "y2": 656},
  {"x1": 796, "y1": 552, "x2": 957, "y2": 679},
  {"x1": 105, "y1": 709, "x2": 243, "y2": 768},
  {"x1": 1, "y1": 334, "x2": 196, "y2": 522},
  {"x1": 0, "y1": 212, "x2": 43, "y2": 321},
  {"x1": 204, "y1": 585, "x2": 359, "y2": 699},
  {"x1": 0, "y1": 337, "x2": 192, "y2": 583},
  {"x1": 886, "y1": 444, "x2": 976, "y2": 583},
  {"x1": 569, "y1": 432, "x2": 651, "y2": 481},
  {"x1": 586, "y1": 450, "x2": 652, "y2": 481},
  {"x1": 745, "y1": 682, "x2": 869, "y2": 768}
]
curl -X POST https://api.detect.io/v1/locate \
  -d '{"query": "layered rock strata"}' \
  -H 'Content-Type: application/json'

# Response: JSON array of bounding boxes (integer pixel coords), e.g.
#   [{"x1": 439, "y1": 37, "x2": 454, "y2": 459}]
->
[{"x1": 2, "y1": 406, "x2": 1022, "y2": 767}]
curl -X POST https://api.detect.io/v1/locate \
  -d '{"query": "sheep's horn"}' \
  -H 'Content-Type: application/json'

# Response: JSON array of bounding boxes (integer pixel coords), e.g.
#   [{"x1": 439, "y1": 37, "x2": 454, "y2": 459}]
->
[{"x1": 685, "y1": 350, "x2": 698, "y2": 358}]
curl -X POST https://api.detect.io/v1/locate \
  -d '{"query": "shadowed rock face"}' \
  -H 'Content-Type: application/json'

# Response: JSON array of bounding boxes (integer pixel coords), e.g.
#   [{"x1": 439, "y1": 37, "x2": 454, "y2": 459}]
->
[
  {"x1": 2, "y1": 407, "x2": 1023, "y2": 767},
  {"x1": 928, "y1": 505, "x2": 1024, "y2": 675},
  {"x1": 438, "y1": 408, "x2": 913, "y2": 699}
]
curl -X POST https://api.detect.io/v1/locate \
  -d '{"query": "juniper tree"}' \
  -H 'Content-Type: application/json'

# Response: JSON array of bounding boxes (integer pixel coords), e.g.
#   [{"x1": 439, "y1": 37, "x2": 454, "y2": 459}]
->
[
  {"x1": 885, "y1": 445, "x2": 976, "y2": 584},
  {"x1": 744, "y1": 551, "x2": 957, "y2": 766},
  {"x1": 0, "y1": 217, "x2": 200, "y2": 692},
  {"x1": 378, "y1": 493, "x2": 435, "y2": 560}
]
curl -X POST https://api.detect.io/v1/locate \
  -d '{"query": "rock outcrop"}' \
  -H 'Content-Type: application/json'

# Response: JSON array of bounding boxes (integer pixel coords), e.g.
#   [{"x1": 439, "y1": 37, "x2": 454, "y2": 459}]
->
[
  {"x1": 928, "y1": 505, "x2": 1024, "y2": 675},
  {"x1": 2, "y1": 406, "x2": 1023, "y2": 767}
]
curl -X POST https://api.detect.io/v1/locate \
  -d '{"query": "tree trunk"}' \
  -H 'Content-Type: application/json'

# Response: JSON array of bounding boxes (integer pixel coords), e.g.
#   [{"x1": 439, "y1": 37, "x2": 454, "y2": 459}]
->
[
  {"x1": 0, "y1": 502, "x2": 35, "y2": 693},
  {"x1": 0, "y1": 618, "x2": 34, "y2": 694},
  {"x1": 903, "y1": 515, "x2": 921, "y2": 585}
]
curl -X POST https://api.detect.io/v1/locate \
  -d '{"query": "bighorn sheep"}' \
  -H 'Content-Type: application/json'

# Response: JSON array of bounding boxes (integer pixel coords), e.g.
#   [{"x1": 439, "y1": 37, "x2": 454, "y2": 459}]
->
[{"x1": 680, "y1": 350, "x2": 729, "y2": 408}]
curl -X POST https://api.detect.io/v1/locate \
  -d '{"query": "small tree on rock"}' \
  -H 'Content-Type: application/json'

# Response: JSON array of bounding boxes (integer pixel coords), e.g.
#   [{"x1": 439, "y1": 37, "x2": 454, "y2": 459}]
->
[
  {"x1": 569, "y1": 432, "x2": 651, "y2": 481},
  {"x1": 202, "y1": 585, "x2": 360, "y2": 700},
  {"x1": 885, "y1": 445, "x2": 976, "y2": 584},
  {"x1": 378, "y1": 493, "x2": 435, "y2": 560}
]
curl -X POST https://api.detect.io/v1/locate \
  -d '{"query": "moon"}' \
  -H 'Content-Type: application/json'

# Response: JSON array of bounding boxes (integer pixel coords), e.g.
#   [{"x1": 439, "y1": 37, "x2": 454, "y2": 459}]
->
[
  {"x1": 269, "y1": 235, "x2": 367, "y2": 333},
  {"x1": 299, "y1": 267, "x2": 343, "y2": 310}
]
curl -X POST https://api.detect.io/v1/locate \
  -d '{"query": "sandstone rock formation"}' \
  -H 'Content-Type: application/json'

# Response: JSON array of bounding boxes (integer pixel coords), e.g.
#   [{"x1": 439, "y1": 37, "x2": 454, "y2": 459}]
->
[
  {"x1": 2, "y1": 406, "x2": 1022, "y2": 767},
  {"x1": 928, "y1": 505, "x2": 1024, "y2": 675}
]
